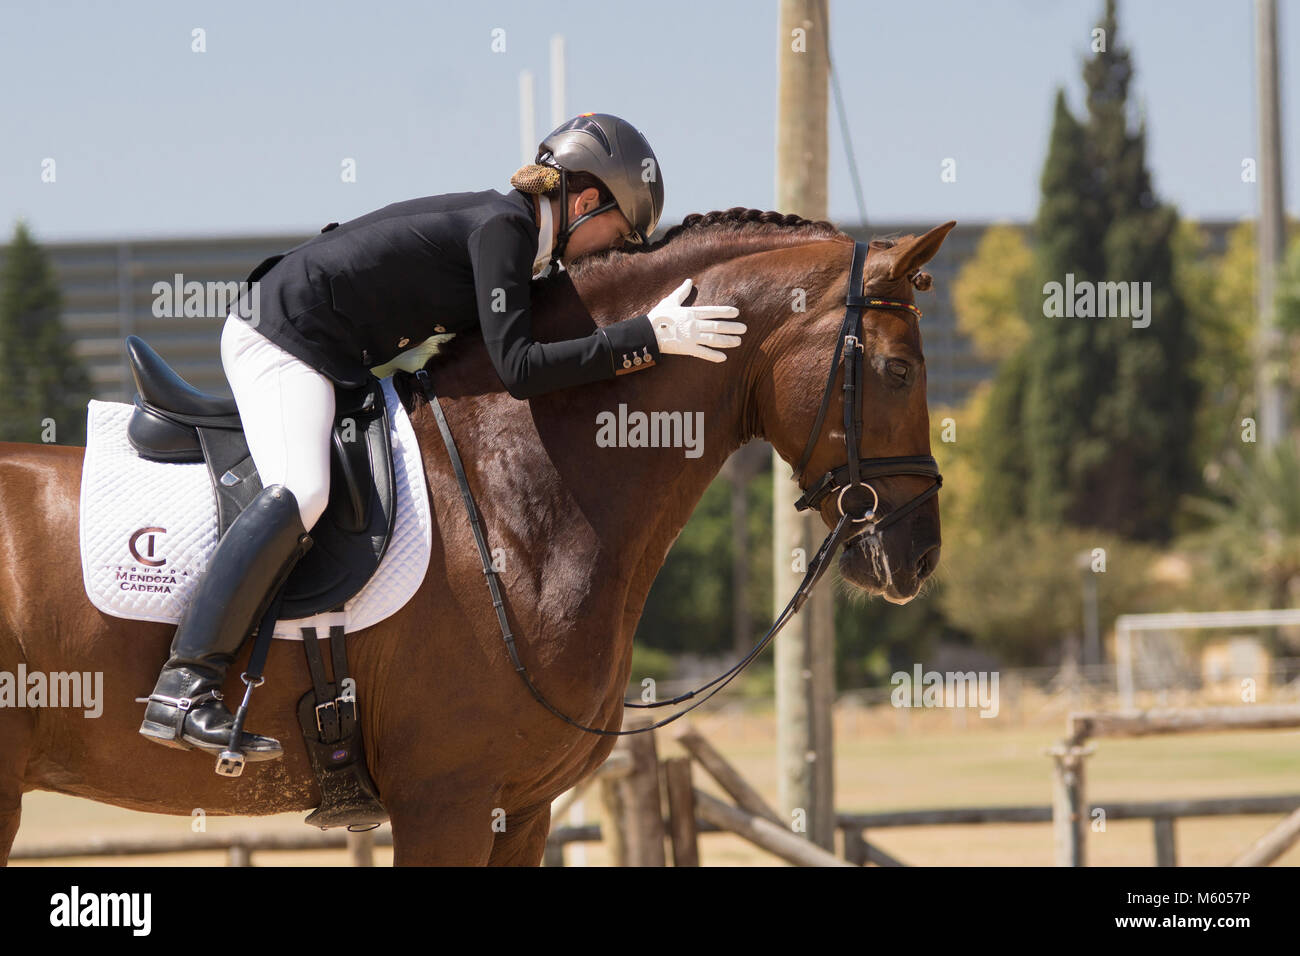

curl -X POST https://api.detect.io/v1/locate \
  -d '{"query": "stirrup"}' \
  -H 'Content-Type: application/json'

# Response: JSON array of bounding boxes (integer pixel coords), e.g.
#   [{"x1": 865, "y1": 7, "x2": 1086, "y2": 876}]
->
[{"x1": 216, "y1": 671, "x2": 268, "y2": 778}]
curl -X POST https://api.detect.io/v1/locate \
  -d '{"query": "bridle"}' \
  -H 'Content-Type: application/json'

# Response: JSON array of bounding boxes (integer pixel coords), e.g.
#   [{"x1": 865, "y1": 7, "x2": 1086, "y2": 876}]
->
[
  {"x1": 413, "y1": 239, "x2": 942, "y2": 736},
  {"x1": 790, "y1": 239, "x2": 943, "y2": 549}
]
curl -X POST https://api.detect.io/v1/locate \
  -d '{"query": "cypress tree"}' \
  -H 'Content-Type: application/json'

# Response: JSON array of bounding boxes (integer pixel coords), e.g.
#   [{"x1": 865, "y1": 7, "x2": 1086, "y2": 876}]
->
[
  {"x1": 1023, "y1": 88, "x2": 1101, "y2": 528},
  {"x1": 1022, "y1": 0, "x2": 1198, "y2": 540}
]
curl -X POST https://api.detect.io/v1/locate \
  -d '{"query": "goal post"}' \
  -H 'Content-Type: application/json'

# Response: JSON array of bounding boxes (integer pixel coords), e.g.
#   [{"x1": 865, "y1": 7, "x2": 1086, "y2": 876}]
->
[{"x1": 1115, "y1": 609, "x2": 1300, "y2": 709}]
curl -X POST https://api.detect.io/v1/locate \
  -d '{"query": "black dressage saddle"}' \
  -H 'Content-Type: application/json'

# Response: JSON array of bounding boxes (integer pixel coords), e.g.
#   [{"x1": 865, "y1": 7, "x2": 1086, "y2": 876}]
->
[{"x1": 122, "y1": 334, "x2": 397, "y2": 619}]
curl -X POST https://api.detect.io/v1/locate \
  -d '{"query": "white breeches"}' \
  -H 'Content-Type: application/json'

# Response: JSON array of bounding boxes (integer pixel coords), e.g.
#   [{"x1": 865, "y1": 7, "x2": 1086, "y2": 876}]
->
[{"x1": 220, "y1": 314, "x2": 335, "y2": 530}]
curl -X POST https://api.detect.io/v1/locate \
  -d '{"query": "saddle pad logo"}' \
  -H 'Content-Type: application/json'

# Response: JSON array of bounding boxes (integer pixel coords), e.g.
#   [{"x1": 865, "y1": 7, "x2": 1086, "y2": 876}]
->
[
  {"x1": 113, "y1": 526, "x2": 183, "y2": 595},
  {"x1": 128, "y1": 526, "x2": 167, "y2": 566}
]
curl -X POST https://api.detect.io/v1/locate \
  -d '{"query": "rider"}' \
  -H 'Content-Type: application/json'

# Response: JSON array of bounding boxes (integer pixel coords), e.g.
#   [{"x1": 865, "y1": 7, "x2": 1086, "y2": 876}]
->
[{"x1": 137, "y1": 112, "x2": 748, "y2": 759}]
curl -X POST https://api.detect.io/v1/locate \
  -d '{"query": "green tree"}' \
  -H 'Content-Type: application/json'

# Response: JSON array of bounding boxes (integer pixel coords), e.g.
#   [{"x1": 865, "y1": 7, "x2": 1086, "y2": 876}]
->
[
  {"x1": 938, "y1": 525, "x2": 1169, "y2": 666},
  {"x1": 1175, "y1": 221, "x2": 1254, "y2": 472},
  {"x1": 1273, "y1": 235, "x2": 1300, "y2": 430},
  {"x1": 1022, "y1": 0, "x2": 1199, "y2": 541},
  {"x1": 951, "y1": 224, "x2": 1034, "y2": 361},
  {"x1": 1176, "y1": 221, "x2": 1300, "y2": 488},
  {"x1": 635, "y1": 468, "x2": 773, "y2": 658},
  {"x1": 1184, "y1": 442, "x2": 1300, "y2": 614},
  {"x1": 0, "y1": 221, "x2": 92, "y2": 444}
]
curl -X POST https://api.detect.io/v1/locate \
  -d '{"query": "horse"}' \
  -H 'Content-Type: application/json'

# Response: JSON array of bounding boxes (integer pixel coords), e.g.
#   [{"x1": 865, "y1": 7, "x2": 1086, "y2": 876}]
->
[{"x1": 0, "y1": 210, "x2": 954, "y2": 865}]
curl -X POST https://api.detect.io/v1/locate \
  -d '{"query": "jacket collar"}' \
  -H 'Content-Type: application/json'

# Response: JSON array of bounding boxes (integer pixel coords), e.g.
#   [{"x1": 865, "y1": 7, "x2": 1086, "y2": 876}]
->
[
  {"x1": 532, "y1": 197, "x2": 554, "y2": 277},
  {"x1": 504, "y1": 188, "x2": 557, "y2": 277}
]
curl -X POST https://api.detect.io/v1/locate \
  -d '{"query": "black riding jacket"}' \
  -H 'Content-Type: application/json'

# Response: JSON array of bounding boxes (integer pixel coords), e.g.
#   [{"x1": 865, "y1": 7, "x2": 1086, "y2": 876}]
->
[{"x1": 242, "y1": 188, "x2": 660, "y2": 395}]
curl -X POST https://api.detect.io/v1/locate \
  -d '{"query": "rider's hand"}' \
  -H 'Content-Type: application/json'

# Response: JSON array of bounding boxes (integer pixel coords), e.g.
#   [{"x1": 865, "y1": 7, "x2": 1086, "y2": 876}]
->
[{"x1": 649, "y1": 279, "x2": 746, "y2": 363}]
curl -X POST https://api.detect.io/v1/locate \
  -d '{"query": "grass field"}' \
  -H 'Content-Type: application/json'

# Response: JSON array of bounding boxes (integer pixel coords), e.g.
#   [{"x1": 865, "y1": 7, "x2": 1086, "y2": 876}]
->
[{"x1": 11, "y1": 696, "x2": 1300, "y2": 866}]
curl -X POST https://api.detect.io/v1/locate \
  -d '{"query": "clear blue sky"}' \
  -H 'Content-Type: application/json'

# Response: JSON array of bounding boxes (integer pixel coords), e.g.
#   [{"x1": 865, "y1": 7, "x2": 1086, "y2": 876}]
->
[{"x1": 3, "y1": 0, "x2": 1296, "y2": 241}]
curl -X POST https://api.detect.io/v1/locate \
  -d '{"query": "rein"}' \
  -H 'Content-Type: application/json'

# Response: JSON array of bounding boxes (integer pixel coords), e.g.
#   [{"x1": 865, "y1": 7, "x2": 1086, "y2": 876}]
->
[{"x1": 412, "y1": 240, "x2": 942, "y2": 736}]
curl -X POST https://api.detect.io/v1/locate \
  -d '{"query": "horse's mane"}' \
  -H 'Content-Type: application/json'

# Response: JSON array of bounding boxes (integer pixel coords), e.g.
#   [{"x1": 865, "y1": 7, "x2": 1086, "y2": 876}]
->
[
  {"x1": 648, "y1": 207, "x2": 847, "y2": 248},
  {"x1": 564, "y1": 207, "x2": 851, "y2": 280}
]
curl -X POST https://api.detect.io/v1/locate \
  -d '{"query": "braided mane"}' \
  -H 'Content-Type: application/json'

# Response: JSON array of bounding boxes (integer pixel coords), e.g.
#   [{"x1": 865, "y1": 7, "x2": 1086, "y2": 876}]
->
[
  {"x1": 646, "y1": 207, "x2": 847, "y2": 249},
  {"x1": 564, "y1": 207, "x2": 850, "y2": 279}
]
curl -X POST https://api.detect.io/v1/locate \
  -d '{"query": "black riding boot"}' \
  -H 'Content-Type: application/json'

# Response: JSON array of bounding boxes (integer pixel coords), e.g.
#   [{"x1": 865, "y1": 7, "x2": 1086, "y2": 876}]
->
[{"x1": 138, "y1": 485, "x2": 312, "y2": 759}]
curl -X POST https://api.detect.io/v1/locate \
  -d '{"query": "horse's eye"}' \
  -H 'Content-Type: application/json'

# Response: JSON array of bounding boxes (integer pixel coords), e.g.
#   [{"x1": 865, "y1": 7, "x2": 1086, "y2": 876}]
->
[{"x1": 885, "y1": 359, "x2": 910, "y2": 382}]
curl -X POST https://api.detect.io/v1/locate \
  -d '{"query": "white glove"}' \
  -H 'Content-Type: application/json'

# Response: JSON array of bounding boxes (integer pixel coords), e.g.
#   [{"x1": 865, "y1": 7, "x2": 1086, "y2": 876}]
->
[{"x1": 649, "y1": 278, "x2": 746, "y2": 363}]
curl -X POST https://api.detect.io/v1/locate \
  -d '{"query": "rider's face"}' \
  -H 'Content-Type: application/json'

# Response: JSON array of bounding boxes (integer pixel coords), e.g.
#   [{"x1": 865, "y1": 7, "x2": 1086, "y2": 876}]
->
[{"x1": 556, "y1": 188, "x2": 636, "y2": 261}]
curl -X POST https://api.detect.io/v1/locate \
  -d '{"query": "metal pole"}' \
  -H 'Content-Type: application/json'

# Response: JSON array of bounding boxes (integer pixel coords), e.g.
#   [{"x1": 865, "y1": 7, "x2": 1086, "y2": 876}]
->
[
  {"x1": 549, "y1": 35, "x2": 566, "y2": 129},
  {"x1": 774, "y1": 0, "x2": 834, "y2": 853},
  {"x1": 1116, "y1": 622, "x2": 1134, "y2": 710},
  {"x1": 1255, "y1": 0, "x2": 1287, "y2": 448},
  {"x1": 519, "y1": 70, "x2": 536, "y2": 166},
  {"x1": 728, "y1": 455, "x2": 753, "y2": 657},
  {"x1": 1083, "y1": 568, "x2": 1100, "y2": 673}
]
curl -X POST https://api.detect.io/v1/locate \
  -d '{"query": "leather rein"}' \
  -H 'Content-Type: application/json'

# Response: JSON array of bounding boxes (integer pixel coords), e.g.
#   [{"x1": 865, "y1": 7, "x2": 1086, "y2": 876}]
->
[{"x1": 413, "y1": 240, "x2": 942, "y2": 736}]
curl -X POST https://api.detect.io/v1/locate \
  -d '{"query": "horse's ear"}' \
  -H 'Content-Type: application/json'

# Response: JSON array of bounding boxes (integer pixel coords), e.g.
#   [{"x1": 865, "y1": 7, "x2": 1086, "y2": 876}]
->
[{"x1": 885, "y1": 221, "x2": 957, "y2": 280}]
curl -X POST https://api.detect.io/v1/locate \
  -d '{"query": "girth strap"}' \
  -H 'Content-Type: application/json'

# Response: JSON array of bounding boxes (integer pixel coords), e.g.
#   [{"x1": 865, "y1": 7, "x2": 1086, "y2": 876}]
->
[
  {"x1": 300, "y1": 623, "x2": 355, "y2": 743},
  {"x1": 301, "y1": 626, "x2": 338, "y2": 741}
]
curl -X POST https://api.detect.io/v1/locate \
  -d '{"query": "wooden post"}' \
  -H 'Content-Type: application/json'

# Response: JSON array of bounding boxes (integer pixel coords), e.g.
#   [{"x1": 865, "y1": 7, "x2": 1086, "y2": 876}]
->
[
  {"x1": 1231, "y1": 806, "x2": 1300, "y2": 866},
  {"x1": 865, "y1": 843, "x2": 906, "y2": 867},
  {"x1": 227, "y1": 844, "x2": 251, "y2": 867},
  {"x1": 663, "y1": 757, "x2": 700, "y2": 867},
  {"x1": 599, "y1": 775, "x2": 629, "y2": 867},
  {"x1": 1069, "y1": 705, "x2": 1300, "y2": 744},
  {"x1": 843, "y1": 828, "x2": 867, "y2": 865},
  {"x1": 542, "y1": 838, "x2": 565, "y2": 867},
  {"x1": 1153, "y1": 816, "x2": 1176, "y2": 867},
  {"x1": 606, "y1": 720, "x2": 667, "y2": 866},
  {"x1": 1048, "y1": 743, "x2": 1092, "y2": 867},
  {"x1": 727, "y1": 455, "x2": 752, "y2": 657},
  {"x1": 346, "y1": 829, "x2": 375, "y2": 867},
  {"x1": 774, "y1": 0, "x2": 835, "y2": 855},
  {"x1": 1256, "y1": 0, "x2": 1288, "y2": 446},
  {"x1": 551, "y1": 751, "x2": 631, "y2": 823},
  {"x1": 694, "y1": 790, "x2": 852, "y2": 867},
  {"x1": 674, "y1": 722, "x2": 782, "y2": 825}
]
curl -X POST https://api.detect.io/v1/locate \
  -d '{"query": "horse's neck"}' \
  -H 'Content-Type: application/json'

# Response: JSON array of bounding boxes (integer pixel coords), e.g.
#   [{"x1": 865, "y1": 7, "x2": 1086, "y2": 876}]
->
[
  {"x1": 435, "y1": 232, "x2": 838, "y2": 634},
  {"x1": 553, "y1": 240, "x2": 795, "y2": 564}
]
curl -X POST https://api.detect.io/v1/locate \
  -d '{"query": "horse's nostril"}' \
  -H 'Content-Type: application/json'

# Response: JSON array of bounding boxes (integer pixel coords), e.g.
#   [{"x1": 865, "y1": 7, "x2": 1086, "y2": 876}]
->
[{"x1": 915, "y1": 545, "x2": 940, "y2": 580}]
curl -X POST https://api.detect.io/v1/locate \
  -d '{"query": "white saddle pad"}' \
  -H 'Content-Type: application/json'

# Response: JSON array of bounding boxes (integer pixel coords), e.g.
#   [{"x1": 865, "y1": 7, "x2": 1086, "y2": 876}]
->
[{"x1": 79, "y1": 377, "x2": 432, "y2": 639}]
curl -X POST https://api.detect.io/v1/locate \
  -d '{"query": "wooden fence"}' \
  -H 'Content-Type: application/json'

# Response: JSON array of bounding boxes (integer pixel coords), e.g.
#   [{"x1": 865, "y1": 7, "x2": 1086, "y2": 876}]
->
[
  {"x1": 1049, "y1": 704, "x2": 1300, "y2": 866},
  {"x1": 11, "y1": 828, "x2": 384, "y2": 866},
  {"x1": 14, "y1": 704, "x2": 1300, "y2": 866}
]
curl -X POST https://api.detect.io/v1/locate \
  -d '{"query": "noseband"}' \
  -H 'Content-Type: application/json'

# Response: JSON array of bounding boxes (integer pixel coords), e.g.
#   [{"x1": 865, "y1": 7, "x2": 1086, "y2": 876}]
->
[{"x1": 790, "y1": 240, "x2": 942, "y2": 545}]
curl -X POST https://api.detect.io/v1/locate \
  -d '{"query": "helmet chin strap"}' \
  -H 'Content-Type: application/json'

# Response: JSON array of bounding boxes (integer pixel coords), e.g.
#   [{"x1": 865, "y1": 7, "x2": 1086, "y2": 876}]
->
[{"x1": 546, "y1": 170, "x2": 619, "y2": 273}]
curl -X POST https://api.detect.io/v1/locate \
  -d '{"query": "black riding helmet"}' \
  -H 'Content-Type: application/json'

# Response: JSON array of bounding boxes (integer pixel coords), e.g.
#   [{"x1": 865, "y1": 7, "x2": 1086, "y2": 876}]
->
[{"x1": 535, "y1": 113, "x2": 664, "y2": 267}]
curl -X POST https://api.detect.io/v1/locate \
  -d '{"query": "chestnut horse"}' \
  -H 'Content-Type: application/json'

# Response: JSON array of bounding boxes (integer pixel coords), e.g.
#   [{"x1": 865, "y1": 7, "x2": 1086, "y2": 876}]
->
[{"x1": 0, "y1": 211, "x2": 953, "y2": 865}]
